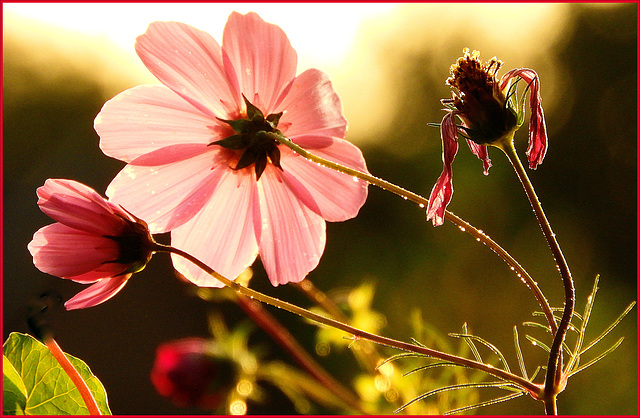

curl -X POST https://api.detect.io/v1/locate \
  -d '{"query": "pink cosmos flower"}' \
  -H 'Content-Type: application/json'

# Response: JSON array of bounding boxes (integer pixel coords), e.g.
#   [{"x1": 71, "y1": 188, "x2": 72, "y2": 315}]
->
[
  {"x1": 95, "y1": 12, "x2": 368, "y2": 287},
  {"x1": 28, "y1": 179, "x2": 155, "y2": 310},
  {"x1": 426, "y1": 49, "x2": 548, "y2": 226}
]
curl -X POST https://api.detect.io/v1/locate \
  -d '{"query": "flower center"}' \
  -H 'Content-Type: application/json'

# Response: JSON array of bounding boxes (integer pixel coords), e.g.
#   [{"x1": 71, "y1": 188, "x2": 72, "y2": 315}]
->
[
  {"x1": 444, "y1": 49, "x2": 517, "y2": 145},
  {"x1": 103, "y1": 216, "x2": 154, "y2": 274},
  {"x1": 210, "y1": 95, "x2": 283, "y2": 180}
]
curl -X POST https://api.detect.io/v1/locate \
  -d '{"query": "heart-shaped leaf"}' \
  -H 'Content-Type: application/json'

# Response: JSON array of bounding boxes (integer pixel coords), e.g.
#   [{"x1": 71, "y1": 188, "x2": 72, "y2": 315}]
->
[{"x1": 3, "y1": 332, "x2": 111, "y2": 415}]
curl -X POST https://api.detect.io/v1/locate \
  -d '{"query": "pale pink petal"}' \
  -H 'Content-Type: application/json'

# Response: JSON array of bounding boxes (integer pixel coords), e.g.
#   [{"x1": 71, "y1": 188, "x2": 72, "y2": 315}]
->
[
  {"x1": 170, "y1": 169, "x2": 259, "y2": 287},
  {"x1": 135, "y1": 21, "x2": 240, "y2": 119},
  {"x1": 279, "y1": 138, "x2": 368, "y2": 222},
  {"x1": 64, "y1": 275, "x2": 130, "y2": 310},
  {"x1": 464, "y1": 139, "x2": 492, "y2": 175},
  {"x1": 106, "y1": 148, "x2": 232, "y2": 233},
  {"x1": 96, "y1": 85, "x2": 229, "y2": 163},
  {"x1": 255, "y1": 165, "x2": 326, "y2": 286},
  {"x1": 427, "y1": 113, "x2": 460, "y2": 227},
  {"x1": 223, "y1": 12, "x2": 297, "y2": 111},
  {"x1": 28, "y1": 224, "x2": 122, "y2": 279},
  {"x1": 276, "y1": 69, "x2": 347, "y2": 139},
  {"x1": 500, "y1": 68, "x2": 548, "y2": 169},
  {"x1": 36, "y1": 179, "x2": 125, "y2": 235}
]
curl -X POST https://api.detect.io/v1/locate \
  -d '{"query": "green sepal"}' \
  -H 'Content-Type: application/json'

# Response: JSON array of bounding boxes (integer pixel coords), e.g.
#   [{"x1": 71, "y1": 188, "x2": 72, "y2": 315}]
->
[{"x1": 210, "y1": 134, "x2": 251, "y2": 150}]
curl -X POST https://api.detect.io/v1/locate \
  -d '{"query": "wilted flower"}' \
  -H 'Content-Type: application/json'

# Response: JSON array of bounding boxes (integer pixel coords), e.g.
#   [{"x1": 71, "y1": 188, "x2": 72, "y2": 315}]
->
[
  {"x1": 95, "y1": 12, "x2": 368, "y2": 287},
  {"x1": 150, "y1": 338, "x2": 236, "y2": 409},
  {"x1": 28, "y1": 179, "x2": 155, "y2": 309},
  {"x1": 427, "y1": 49, "x2": 548, "y2": 226}
]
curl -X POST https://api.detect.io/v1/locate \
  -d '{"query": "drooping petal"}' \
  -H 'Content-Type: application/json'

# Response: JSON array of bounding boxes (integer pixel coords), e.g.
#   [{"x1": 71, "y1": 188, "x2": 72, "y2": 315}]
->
[
  {"x1": 275, "y1": 69, "x2": 347, "y2": 139},
  {"x1": 64, "y1": 275, "x2": 130, "y2": 310},
  {"x1": 255, "y1": 165, "x2": 326, "y2": 286},
  {"x1": 427, "y1": 112, "x2": 460, "y2": 226},
  {"x1": 499, "y1": 68, "x2": 548, "y2": 169},
  {"x1": 464, "y1": 139, "x2": 492, "y2": 175},
  {"x1": 279, "y1": 136, "x2": 368, "y2": 221},
  {"x1": 106, "y1": 148, "x2": 230, "y2": 233},
  {"x1": 135, "y1": 21, "x2": 241, "y2": 119},
  {"x1": 223, "y1": 12, "x2": 297, "y2": 111},
  {"x1": 170, "y1": 169, "x2": 259, "y2": 287},
  {"x1": 36, "y1": 179, "x2": 125, "y2": 235},
  {"x1": 96, "y1": 85, "x2": 229, "y2": 163},
  {"x1": 28, "y1": 223, "x2": 122, "y2": 279}
]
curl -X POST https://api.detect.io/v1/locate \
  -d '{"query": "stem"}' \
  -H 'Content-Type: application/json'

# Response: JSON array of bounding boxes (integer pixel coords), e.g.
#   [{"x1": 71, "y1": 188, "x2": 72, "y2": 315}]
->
[
  {"x1": 272, "y1": 132, "x2": 556, "y2": 333},
  {"x1": 155, "y1": 243, "x2": 543, "y2": 398},
  {"x1": 44, "y1": 337, "x2": 101, "y2": 415},
  {"x1": 232, "y1": 293, "x2": 368, "y2": 413},
  {"x1": 294, "y1": 280, "x2": 382, "y2": 371},
  {"x1": 499, "y1": 141, "x2": 575, "y2": 410}
]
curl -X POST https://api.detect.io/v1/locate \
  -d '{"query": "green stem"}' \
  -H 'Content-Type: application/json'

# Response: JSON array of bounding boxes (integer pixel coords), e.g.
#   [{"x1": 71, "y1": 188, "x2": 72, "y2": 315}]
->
[
  {"x1": 272, "y1": 132, "x2": 556, "y2": 334},
  {"x1": 498, "y1": 141, "x2": 575, "y2": 413},
  {"x1": 155, "y1": 243, "x2": 543, "y2": 398}
]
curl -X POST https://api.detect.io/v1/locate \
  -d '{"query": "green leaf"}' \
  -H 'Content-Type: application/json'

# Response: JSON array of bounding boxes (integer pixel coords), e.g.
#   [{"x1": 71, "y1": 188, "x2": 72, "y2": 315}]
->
[
  {"x1": 3, "y1": 355, "x2": 28, "y2": 414},
  {"x1": 3, "y1": 333, "x2": 111, "y2": 415}
]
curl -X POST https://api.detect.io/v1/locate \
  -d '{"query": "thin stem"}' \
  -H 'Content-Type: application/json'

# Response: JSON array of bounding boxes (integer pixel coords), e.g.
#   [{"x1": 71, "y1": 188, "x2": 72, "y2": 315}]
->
[
  {"x1": 294, "y1": 280, "x2": 382, "y2": 371},
  {"x1": 44, "y1": 337, "x2": 101, "y2": 415},
  {"x1": 232, "y1": 293, "x2": 368, "y2": 413},
  {"x1": 272, "y1": 132, "x2": 556, "y2": 333},
  {"x1": 498, "y1": 141, "x2": 575, "y2": 410},
  {"x1": 155, "y1": 243, "x2": 543, "y2": 398}
]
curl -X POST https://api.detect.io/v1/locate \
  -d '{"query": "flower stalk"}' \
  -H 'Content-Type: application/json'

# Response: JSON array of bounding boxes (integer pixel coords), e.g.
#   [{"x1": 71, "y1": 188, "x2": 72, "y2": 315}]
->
[
  {"x1": 271, "y1": 132, "x2": 556, "y2": 333},
  {"x1": 44, "y1": 337, "x2": 102, "y2": 415},
  {"x1": 157, "y1": 243, "x2": 543, "y2": 399},
  {"x1": 497, "y1": 140, "x2": 575, "y2": 415}
]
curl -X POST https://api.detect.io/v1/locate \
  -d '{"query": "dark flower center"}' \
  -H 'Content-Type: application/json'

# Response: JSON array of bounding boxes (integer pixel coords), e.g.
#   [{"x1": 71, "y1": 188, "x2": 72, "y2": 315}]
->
[
  {"x1": 210, "y1": 95, "x2": 283, "y2": 180},
  {"x1": 444, "y1": 49, "x2": 517, "y2": 145},
  {"x1": 103, "y1": 215, "x2": 155, "y2": 274}
]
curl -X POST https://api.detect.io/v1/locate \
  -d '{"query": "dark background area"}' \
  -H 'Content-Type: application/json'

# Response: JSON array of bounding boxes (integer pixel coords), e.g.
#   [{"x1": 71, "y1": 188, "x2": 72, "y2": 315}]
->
[{"x1": 3, "y1": 3, "x2": 637, "y2": 415}]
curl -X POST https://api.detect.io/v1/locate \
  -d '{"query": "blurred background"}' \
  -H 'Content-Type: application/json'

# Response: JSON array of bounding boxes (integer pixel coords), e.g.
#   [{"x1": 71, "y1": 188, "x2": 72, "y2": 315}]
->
[{"x1": 3, "y1": 3, "x2": 637, "y2": 415}]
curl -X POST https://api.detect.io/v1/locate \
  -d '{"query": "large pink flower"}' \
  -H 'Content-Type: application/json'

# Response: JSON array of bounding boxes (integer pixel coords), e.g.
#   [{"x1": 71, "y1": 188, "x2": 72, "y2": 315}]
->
[
  {"x1": 28, "y1": 179, "x2": 155, "y2": 309},
  {"x1": 95, "y1": 12, "x2": 368, "y2": 287},
  {"x1": 426, "y1": 49, "x2": 547, "y2": 226}
]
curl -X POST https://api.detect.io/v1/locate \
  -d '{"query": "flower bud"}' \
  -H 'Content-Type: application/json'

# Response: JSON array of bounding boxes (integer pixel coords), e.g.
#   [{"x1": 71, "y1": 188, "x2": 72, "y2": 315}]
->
[{"x1": 150, "y1": 338, "x2": 237, "y2": 409}]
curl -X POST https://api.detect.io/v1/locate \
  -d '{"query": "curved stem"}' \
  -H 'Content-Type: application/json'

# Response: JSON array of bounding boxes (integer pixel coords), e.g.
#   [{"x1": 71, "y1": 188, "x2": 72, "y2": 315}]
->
[
  {"x1": 45, "y1": 337, "x2": 101, "y2": 415},
  {"x1": 232, "y1": 293, "x2": 368, "y2": 413},
  {"x1": 155, "y1": 243, "x2": 543, "y2": 398},
  {"x1": 294, "y1": 280, "x2": 383, "y2": 372},
  {"x1": 498, "y1": 141, "x2": 575, "y2": 411},
  {"x1": 272, "y1": 132, "x2": 556, "y2": 333}
]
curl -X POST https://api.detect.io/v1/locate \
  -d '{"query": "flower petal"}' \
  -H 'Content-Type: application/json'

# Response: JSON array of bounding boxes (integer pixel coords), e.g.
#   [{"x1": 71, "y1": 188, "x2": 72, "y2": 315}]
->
[
  {"x1": 170, "y1": 169, "x2": 259, "y2": 287},
  {"x1": 96, "y1": 85, "x2": 227, "y2": 163},
  {"x1": 280, "y1": 136, "x2": 368, "y2": 221},
  {"x1": 64, "y1": 275, "x2": 130, "y2": 310},
  {"x1": 36, "y1": 179, "x2": 126, "y2": 235},
  {"x1": 427, "y1": 112, "x2": 460, "y2": 226},
  {"x1": 500, "y1": 68, "x2": 548, "y2": 169},
  {"x1": 135, "y1": 21, "x2": 240, "y2": 119},
  {"x1": 277, "y1": 69, "x2": 347, "y2": 139},
  {"x1": 255, "y1": 165, "x2": 326, "y2": 286},
  {"x1": 28, "y1": 223, "x2": 122, "y2": 279},
  {"x1": 106, "y1": 148, "x2": 231, "y2": 233},
  {"x1": 223, "y1": 12, "x2": 297, "y2": 111},
  {"x1": 464, "y1": 139, "x2": 492, "y2": 175}
]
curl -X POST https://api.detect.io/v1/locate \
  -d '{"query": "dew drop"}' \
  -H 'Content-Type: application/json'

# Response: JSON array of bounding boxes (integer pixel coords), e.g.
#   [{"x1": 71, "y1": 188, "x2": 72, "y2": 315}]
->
[
  {"x1": 418, "y1": 203, "x2": 425, "y2": 208},
  {"x1": 352, "y1": 176, "x2": 359, "y2": 182},
  {"x1": 459, "y1": 226, "x2": 466, "y2": 232}
]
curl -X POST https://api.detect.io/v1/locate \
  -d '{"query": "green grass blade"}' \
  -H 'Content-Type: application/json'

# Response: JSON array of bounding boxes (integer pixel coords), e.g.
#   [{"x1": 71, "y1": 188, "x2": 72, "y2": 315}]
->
[{"x1": 444, "y1": 391, "x2": 526, "y2": 415}]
